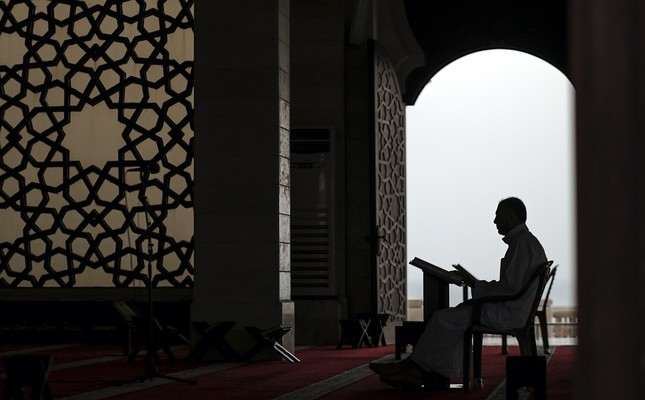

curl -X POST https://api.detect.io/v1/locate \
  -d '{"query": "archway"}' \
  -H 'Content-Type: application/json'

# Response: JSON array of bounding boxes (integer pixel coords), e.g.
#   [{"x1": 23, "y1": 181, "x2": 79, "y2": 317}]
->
[
  {"x1": 401, "y1": 0, "x2": 568, "y2": 104},
  {"x1": 406, "y1": 50, "x2": 576, "y2": 320}
]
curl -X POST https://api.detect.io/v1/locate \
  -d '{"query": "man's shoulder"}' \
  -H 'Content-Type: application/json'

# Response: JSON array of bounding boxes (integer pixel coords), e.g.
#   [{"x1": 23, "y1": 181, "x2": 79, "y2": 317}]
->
[
  {"x1": 507, "y1": 224, "x2": 533, "y2": 241},
  {"x1": 514, "y1": 228, "x2": 544, "y2": 249}
]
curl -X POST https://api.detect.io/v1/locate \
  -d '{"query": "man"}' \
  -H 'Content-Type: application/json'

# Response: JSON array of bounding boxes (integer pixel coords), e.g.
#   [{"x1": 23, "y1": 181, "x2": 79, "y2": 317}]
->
[{"x1": 370, "y1": 197, "x2": 547, "y2": 388}]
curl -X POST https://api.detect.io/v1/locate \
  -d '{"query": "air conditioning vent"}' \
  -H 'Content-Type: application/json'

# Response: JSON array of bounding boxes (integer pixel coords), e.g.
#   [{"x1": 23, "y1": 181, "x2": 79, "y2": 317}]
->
[{"x1": 290, "y1": 128, "x2": 335, "y2": 296}]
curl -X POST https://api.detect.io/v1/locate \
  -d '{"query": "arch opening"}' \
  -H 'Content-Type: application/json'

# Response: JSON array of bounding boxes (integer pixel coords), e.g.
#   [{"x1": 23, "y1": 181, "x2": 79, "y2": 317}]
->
[{"x1": 405, "y1": 49, "x2": 576, "y2": 320}]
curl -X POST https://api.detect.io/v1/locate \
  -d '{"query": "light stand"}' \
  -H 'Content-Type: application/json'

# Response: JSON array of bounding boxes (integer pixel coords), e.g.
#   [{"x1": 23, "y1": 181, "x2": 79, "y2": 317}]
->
[{"x1": 124, "y1": 166, "x2": 196, "y2": 386}]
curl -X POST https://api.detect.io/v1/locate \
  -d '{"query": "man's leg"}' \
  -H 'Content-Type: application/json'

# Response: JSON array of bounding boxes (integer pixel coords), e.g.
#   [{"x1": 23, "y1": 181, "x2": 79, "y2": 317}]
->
[
  {"x1": 410, "y1": 305, "x2": 472, "y2": 378},
  {"x1": 369, "y1": 305, "x2": 472, "y2": 388}
]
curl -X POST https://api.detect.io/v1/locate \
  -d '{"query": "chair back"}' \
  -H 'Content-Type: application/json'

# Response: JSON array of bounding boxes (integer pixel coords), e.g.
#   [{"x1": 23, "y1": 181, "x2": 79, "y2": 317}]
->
[
  {"x1": 539, "y1": 264, "x2": 558, "y2": 313},
  {"x1": 523, "y1": 260, "x2": 554, "y2": 329}
]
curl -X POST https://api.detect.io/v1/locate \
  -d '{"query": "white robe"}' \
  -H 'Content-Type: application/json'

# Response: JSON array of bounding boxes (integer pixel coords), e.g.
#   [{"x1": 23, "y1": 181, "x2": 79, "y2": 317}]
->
[{"x1": 410, "y1": 224, "x2": 547, "y2": 378}]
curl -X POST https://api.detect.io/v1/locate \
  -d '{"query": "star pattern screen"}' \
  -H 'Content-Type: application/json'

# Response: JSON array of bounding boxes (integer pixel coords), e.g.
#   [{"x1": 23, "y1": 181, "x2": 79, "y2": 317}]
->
[{"x1": 0, "y1": 0, "x2": 195, "y2": 288}]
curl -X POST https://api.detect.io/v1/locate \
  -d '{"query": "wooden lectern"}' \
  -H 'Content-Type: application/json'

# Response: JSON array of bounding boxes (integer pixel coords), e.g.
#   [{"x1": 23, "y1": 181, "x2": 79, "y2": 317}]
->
[{"x1": 395, "y1": 258, "x2": 470, "y2": 359}]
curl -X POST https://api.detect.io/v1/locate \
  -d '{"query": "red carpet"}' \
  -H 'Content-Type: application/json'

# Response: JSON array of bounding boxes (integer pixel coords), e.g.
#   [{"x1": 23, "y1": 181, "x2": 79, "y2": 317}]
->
[
  {"x1": 545, "y1": 346, "x2": 575, "y2": 400},
  {"x1": 320, "y1": 346, "x2": 575, "y2": 400},
  {"x1": 0, "y1": 344, "x2": 199, "y2": 397},
  {"x1": 109, "y1": 345, "x2": 395, "y2": 400},
  {"x1": 0, "y1": 343, "x2": 575, "y2": 399},
  {"x1": 318, "y1": 346, "x2": 522, "y2": 400}
]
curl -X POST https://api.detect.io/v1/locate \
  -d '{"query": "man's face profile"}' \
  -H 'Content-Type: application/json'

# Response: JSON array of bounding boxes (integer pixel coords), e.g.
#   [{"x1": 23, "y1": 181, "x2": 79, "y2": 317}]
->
[{"x1": 494, "y1": 205, "x2": 515, "y2": 236}]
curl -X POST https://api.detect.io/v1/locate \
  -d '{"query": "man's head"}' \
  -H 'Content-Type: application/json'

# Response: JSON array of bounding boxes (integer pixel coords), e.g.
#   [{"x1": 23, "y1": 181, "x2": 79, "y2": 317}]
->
[{"x1": 494, "y1": 197, "x2": 527, "y2": 235}]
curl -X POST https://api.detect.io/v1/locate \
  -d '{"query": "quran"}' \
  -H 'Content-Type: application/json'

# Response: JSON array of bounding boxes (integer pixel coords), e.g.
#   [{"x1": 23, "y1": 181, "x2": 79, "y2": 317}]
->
[{"x1": 409, "y1": 257, "x2": 477, "y2": 286}]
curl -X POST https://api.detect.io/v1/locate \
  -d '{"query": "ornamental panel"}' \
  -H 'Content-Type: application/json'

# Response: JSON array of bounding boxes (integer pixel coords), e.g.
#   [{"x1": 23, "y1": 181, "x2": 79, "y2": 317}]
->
[
  {"x1": 374, "y1": 49, "x2": 406, "y2": 321},
  {"x1": 0, "y1": 0, "x2": 194, "y2": 287}
]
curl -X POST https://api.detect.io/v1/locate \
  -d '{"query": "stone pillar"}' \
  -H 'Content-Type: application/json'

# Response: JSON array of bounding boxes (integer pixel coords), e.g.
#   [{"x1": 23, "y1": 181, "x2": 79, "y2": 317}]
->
[
  {"x1": 192, "y1": 0, "x2": 294, "y2": 353},
  {"x1": 572, "y1": 0, "x2": 645, "y2": 398}
]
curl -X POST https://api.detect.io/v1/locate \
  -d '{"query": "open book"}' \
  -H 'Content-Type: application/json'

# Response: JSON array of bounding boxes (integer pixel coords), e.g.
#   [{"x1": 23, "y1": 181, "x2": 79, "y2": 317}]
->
[
  {"x1": 409, "y1": 257, "x2": 477, "y2": 286},
  {"x1": 451, "y1": 263, "x2": 478, "y2": 285}
]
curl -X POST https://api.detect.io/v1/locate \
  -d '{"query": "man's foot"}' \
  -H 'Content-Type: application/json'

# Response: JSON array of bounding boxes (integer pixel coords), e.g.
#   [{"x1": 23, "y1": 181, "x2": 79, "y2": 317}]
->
[
  {"x1": 421, "y1": 371, "x2": 448, "y2": 390},
  {"x1": 368, "y1": 357, "x2": 415, "y2": 377},
  {"x1": 380, "y1": 363, "x2": 424, "y2": 389},
  {"x1": 379, "y1": 366, "x2": 447, "y2": 390}
]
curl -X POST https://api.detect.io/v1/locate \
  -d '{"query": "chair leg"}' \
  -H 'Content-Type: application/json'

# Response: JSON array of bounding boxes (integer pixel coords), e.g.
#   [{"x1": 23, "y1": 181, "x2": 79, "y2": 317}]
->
[
  {"x1": 537, "y1": 313, "x2": 550, "y2": 354},
  {"x1": 462, "y1": 329, "x2": 472, "y2": 391},
  {"x1": 473, "y1": 332, "x2": 484, "y2": 388},
  {"x1": 529, "y1": 328, "x2": 538, "y2": 356},
  {"x1": 501, "y1": 334, "x2": 508, "y2": 354},
  {"x1": 517, "y1": 329, "x2": 538, "y2": 356}
]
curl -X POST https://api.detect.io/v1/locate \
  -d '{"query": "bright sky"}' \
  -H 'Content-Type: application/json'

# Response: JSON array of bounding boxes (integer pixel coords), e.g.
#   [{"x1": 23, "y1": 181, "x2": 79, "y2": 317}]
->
[{"x1": 406, "y1": 49, "x2": 577, "y2": 307}]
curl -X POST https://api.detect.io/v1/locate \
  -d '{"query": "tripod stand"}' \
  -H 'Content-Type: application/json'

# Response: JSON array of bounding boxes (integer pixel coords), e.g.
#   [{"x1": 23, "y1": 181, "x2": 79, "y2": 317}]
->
[{"x1": 123, "y1": 166, "x2": 196, "y2": 386}]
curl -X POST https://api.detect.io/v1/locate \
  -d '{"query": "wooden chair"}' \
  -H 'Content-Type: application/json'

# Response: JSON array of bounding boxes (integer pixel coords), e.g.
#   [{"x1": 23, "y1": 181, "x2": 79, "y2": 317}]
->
[
  {"x1": 501, "y1": 264, "x2": 558, "y2": 355},
  {"x1": 462, "y1": 260, "x2": 553, "y2": 390}
]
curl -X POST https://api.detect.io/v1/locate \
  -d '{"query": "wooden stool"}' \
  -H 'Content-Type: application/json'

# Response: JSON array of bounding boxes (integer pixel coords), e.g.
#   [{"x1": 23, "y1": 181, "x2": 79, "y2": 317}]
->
[
  {"x1": 337, "y1": 319, "x2": 373, "y2": 349},
  {"x1": 358, "y1": 313, "x2": 389, "y2": 347}
]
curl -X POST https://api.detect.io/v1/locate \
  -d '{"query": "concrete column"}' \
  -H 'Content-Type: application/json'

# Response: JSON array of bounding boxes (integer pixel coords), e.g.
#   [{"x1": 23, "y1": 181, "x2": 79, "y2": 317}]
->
[
  {"x1": 192, "y1": 0, "x2": 294, "y2": 353},
  {"x1": 572, "y1": 1, "x2": 645, "y2": 398}
]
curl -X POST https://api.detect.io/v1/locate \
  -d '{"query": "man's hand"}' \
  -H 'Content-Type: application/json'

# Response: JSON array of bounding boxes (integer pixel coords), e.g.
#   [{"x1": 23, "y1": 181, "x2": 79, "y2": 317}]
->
[{"x1": 452, "y1": 264, "x2": 477, "y2": 287}]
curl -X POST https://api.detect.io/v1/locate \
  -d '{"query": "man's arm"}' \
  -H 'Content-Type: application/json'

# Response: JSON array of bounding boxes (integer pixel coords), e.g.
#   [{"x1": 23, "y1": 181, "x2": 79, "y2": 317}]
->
[{"x1": 472, "y1": 234, "x2": 545, "y2": 299}]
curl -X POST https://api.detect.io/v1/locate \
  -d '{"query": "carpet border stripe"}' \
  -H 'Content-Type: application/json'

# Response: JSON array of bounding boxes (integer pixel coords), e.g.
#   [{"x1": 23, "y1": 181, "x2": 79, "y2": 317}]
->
[
  {"x1": 56, "y1": 362, "x2": 240, "y2": 400},
  {"x1": 272, "y1": 353, "x2": 395, "y2": 400}
]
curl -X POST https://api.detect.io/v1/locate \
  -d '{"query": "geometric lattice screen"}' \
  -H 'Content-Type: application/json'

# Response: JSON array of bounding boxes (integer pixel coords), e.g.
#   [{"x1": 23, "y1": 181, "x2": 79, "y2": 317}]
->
[
  {"x1": 0, "y1": 1, "x2": 194, "y2": 288},
  {"x1": 373, "y1": 49, "x2": 406, "y2": 321}
]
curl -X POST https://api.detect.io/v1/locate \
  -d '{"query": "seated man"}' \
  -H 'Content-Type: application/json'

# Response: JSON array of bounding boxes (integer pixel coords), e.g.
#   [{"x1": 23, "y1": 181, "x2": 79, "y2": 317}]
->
[{"x1": 370, "y1": 197, "x2": 547, "y2": 388}]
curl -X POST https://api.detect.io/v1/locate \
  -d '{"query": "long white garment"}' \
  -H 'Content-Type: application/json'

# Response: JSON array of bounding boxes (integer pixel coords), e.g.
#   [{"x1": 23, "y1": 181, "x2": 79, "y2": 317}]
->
[{"x1": 410, "y1": 224, "x2": 547, "y2": 378}]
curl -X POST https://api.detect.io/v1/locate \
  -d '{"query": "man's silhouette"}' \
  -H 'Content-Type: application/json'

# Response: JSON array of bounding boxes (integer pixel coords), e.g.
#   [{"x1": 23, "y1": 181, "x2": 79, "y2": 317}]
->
[{"x1": 370, "y1": 197, "x2": 547, "y2": 388}]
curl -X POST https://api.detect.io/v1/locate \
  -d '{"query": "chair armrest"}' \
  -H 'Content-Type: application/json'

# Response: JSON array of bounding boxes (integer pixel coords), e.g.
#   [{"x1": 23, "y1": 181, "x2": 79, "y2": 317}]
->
[
  {"x1": 471, "y1": 263, "x2": 551, "y2": 323},
  {"x1": 471, "y1": 294, "x2": 521, "y2": 324}
]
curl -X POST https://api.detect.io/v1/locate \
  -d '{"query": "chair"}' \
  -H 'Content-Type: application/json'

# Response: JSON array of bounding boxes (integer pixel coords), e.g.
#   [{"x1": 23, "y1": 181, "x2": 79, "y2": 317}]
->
[
  {"x1": 501, "y1": 264, "x2": 558, "y2": 355},
  {"x1": 462, "y1": 260, "x2": 553, "y2": 390}
]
